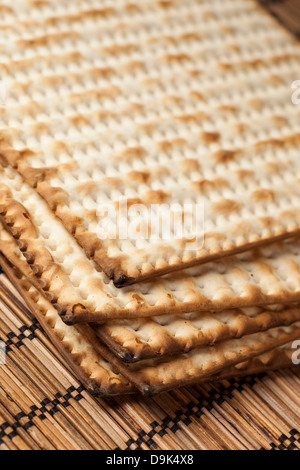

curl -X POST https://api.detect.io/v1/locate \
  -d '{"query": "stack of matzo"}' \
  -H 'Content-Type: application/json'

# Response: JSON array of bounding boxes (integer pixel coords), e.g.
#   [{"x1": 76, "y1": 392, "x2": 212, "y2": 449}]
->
[{"x1": 0, "y1": 0, "x2": 300, "y2": 396}]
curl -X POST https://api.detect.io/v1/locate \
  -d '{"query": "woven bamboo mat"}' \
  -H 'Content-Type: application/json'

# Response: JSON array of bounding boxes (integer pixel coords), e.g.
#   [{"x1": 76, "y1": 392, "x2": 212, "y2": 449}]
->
[
  {"x1": 0, "y1": 266, "x2": 300, "y2": 451},
  {"x1": 1, "y1": 0, "x2": 300, "y2": 451}
]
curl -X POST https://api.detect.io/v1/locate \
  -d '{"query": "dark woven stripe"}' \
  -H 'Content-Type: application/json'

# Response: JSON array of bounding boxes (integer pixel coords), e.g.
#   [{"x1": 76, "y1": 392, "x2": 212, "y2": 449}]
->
[
  {"x1": 122, "y1": 376, "x2": 261, "y2": 450},
  {"x1": 123, "y1": 374, "x2": 299, "y2": 451},
  {"x1": 3, "y1": 319, "x2": 42, "y2": 353},
  {"x1": 266, "y1": 429, "x2": 300, "y2": 451},
  {"x1": 0, "y1": 385, "x2": 85, "y2": 445}
]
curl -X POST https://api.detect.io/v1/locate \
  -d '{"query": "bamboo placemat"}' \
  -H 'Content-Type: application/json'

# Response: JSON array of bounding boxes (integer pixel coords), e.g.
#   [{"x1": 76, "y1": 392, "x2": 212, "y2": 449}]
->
[
  {"x1": 0, "y1": 266, "x2": 299, "y2": 451},
  {"x1": 1, "y1": 0, "x2": 300, "y2": 451}
]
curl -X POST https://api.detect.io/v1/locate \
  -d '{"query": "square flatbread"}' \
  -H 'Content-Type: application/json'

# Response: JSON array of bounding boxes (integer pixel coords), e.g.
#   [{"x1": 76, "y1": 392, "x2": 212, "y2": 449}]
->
[
  {"x1": 0, "y1": 227, "x2": 298, "y2": 395},
  {"x1": 2, "y1": 165, "x2": 300, "y2": 324},
  {"x1": 1, "y1": 0, "x2": 300, "y2": 285}
]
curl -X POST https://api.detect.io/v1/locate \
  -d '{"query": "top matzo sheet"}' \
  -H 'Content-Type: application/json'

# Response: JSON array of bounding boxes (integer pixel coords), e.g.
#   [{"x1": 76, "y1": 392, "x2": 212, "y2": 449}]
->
[{"x1": 1, "y1": 0, "x2": 300, "y2": 286}]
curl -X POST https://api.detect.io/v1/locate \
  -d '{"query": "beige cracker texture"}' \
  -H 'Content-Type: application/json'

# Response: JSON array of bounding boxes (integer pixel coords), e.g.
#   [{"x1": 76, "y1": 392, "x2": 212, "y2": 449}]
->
[
  {"x1": 3, "y1": 166, "x2": 300, "y2": 324},
  {"x1": 1, "y1": 178, "x2": 300, "y2": 368},
  {"x1": 101, "y1": 324, "x2": 300, "y2": 395},
  {"x1": 0, "y1": 0, "x2": 300, "y2": 285},
  {"x1": 0, "y1": 226, "x2": 299, "y2": 395},
  {"x1": 2, "y1": 256, "x2": 298, "y2": 395},
  {"x1": 94, "y1": 306, "x2": 300, "y2": 362},
  {"x1": 0, "y1": 251, "x2": 133, "y2": 396}
]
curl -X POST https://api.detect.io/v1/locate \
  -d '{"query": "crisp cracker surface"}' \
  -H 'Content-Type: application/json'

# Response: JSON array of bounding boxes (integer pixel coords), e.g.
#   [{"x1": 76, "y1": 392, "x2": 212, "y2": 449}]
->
[
  {"x1": 104, "y1": 325, "x2": 300, "y2": 394},
  {"x1": 2, "y1": 166, "x2": 300, "y2": 323},
  {"x1": 0, "y1": 245, "x2": 133, "y2": 396},
  {"x1": 95, "y1": 306, "x2": 300, "y2": 362},
  {"x1": 0, "y1": 222, "x2": 298, "y2": 395},
  {"x1": 0, "y1": 0, "x2": 300, "y2": 284}
]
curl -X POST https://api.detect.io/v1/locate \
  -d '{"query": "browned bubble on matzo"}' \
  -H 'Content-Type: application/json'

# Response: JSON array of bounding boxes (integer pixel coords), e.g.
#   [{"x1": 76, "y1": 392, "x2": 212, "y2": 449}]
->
[
  {"x1": 0, "y1": 249, "x2": 134, "y2": 396},
  {"x1": 100, "y1": 325, "x2": 300, "y2": 395},
  {"x1": 0, "y1": 0, "x2": 300, "y2": 285},
  {"x1": 3, "y1": 166, "x2": 300, "y2": 323}
]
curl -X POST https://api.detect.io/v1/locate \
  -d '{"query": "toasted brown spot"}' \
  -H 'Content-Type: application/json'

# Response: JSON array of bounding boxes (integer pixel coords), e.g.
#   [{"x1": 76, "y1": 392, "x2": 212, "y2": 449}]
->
[
  {"x1": 22, "y1": 167, "x2": 59, "y2": 187},
  {"x1": 16, "y1": 31, "x2": 80, "y2": 48},
  {"x1": 232, "y1": 123, "x2": 248, "y2": 135},
  {"x1": 37, "y1": 183, "x2": 69, "y2": 211},
  {"x1": 258, "y1": 216, "x2": 275, "y2": 229},
  {"x1": 30, "y1": 122, "x2": 50, "y2": 135},
  {"x1": 219, "y1": 25, "x2": 235, "y2": 34},
  {"x1": 101, "y1": 177, "x2": 122, "y2": 188},
  {"x1": 139, "y1": 122, "x2": 157, "y2": 134},
  {"x1": 141, "y1": 77, "x2": 162, "y2": 87},
  {"x1": 69, "y1": 86, "x2": 120, "y2": 101},
  {"x1": 174, "y1": 111, "x2": 207, "y2": 122},
  {"x1": 121, "y1": 60, "x2": 145, "y2": 72},
  {"x1": 157, "y1": 0, "x2": 174, "y2": 8},
  {"x1": 211, "y1": 199, "x2": 241, "y2": 215},
  {"x1": 283, "y1": 133, "x2": 300, "y2": 146},
  {"x1": 267, "y1": 74, "x2": 284, "y2": 86},
  {"x1": 253, "y1": 138, "x2": 285, "y2": 150},
  {"x1": 68, "y1": 114, "x2": 89, "y2": 127},
  {"x1": 263, "y1": 161, "x2": 286, "y2": 174},
  {"x1": 0, "y1": 148, "x2": 23, "y2": 166},
  {"x1": 234, "y1": 169, "x2": 254, "y2": 180},
  {"x1": 76, "y1": 181, "x2": 98, "y2": 197},
  {"x1": 200, "y1": 131, "x2": 221, "y2": 144},
  {"x1": 269, "y1": 115, "x2": 288, "y2": 127},
  {"x1": 102, "y1": 43, "x2": 137, "y2": 55},
  {"x1": 226, "y1": 44, "x2": 240, "y2": 54},
  {"x1": 114, "y1": 146, "x2": 147, "y2": 161},
  {"x1": 246, "y1": 98, "x2": 264, "y2": 110},
  {"x1": 202, "y1": 10, "x2": 216, "y2": 19},
  {"x1": 126, "y1": 170, "x2": 150, "y2": 184},
  {"x1": 27, "y1": 0, "x2": 47, "y2": 7},
  {"x1": 114, "y1": 198, "x2": 142, "y2": 211},
  {"x1": 85, "y1": 209, "x2": 98, "y2": 222},
  {"x1": 156, "y1": 138, "x2": 186, "y2": 151},
  {"x1": 191, "y1": 177, "x2": 229, "y2": 194},
  {"x1": 163, "y1": 94, "x2": 183, "y2": 103},
  {"x1": 88, "y1": 66, "x2": 114, "y2": 78},
  {"x1": 212, "y1": 149, "x2": 241, "y2": 164},
  {"x1": 180, "y1": 158, "x2": 200, "y2": 172},
  {"x1": 251, "y1": 189, "x2": 275, "y2": 203},
  {"x1": 45, "y1": 7, "x2": 116, "y2": 25},
  {"x1": 180, "y1": 32, "x2": 202, "y2": 41},
  {"x1": 218, "y1": 104, "x2": 238, "y2": 113},
  {"x1": 50, "y1": 140, "x2": 71, "y2": 156},
  {"x1": 124, "y1": 3, "x2": 141, "y2": 11},
  {"x1": 270, "y1": 52, "x2": 298, "y2": 64},
  {"x1": 143, "y1": 190, "x2": 169, "y2": 204},
  {"x1": 87, "y1": 277, "x2": 106, "y2": 293},
  {"x1": 189, "y1": 90, "x2": 204, "y2": 101},
  {"x1": 162, "y1": 53, "x2": 190, "y2": 62},
  {"x1": 0, "y1": 5, "x2": 12, "y2": 12},
  {"x1": 147, "y1": 34, "x2": 175, "y2": 44}
]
